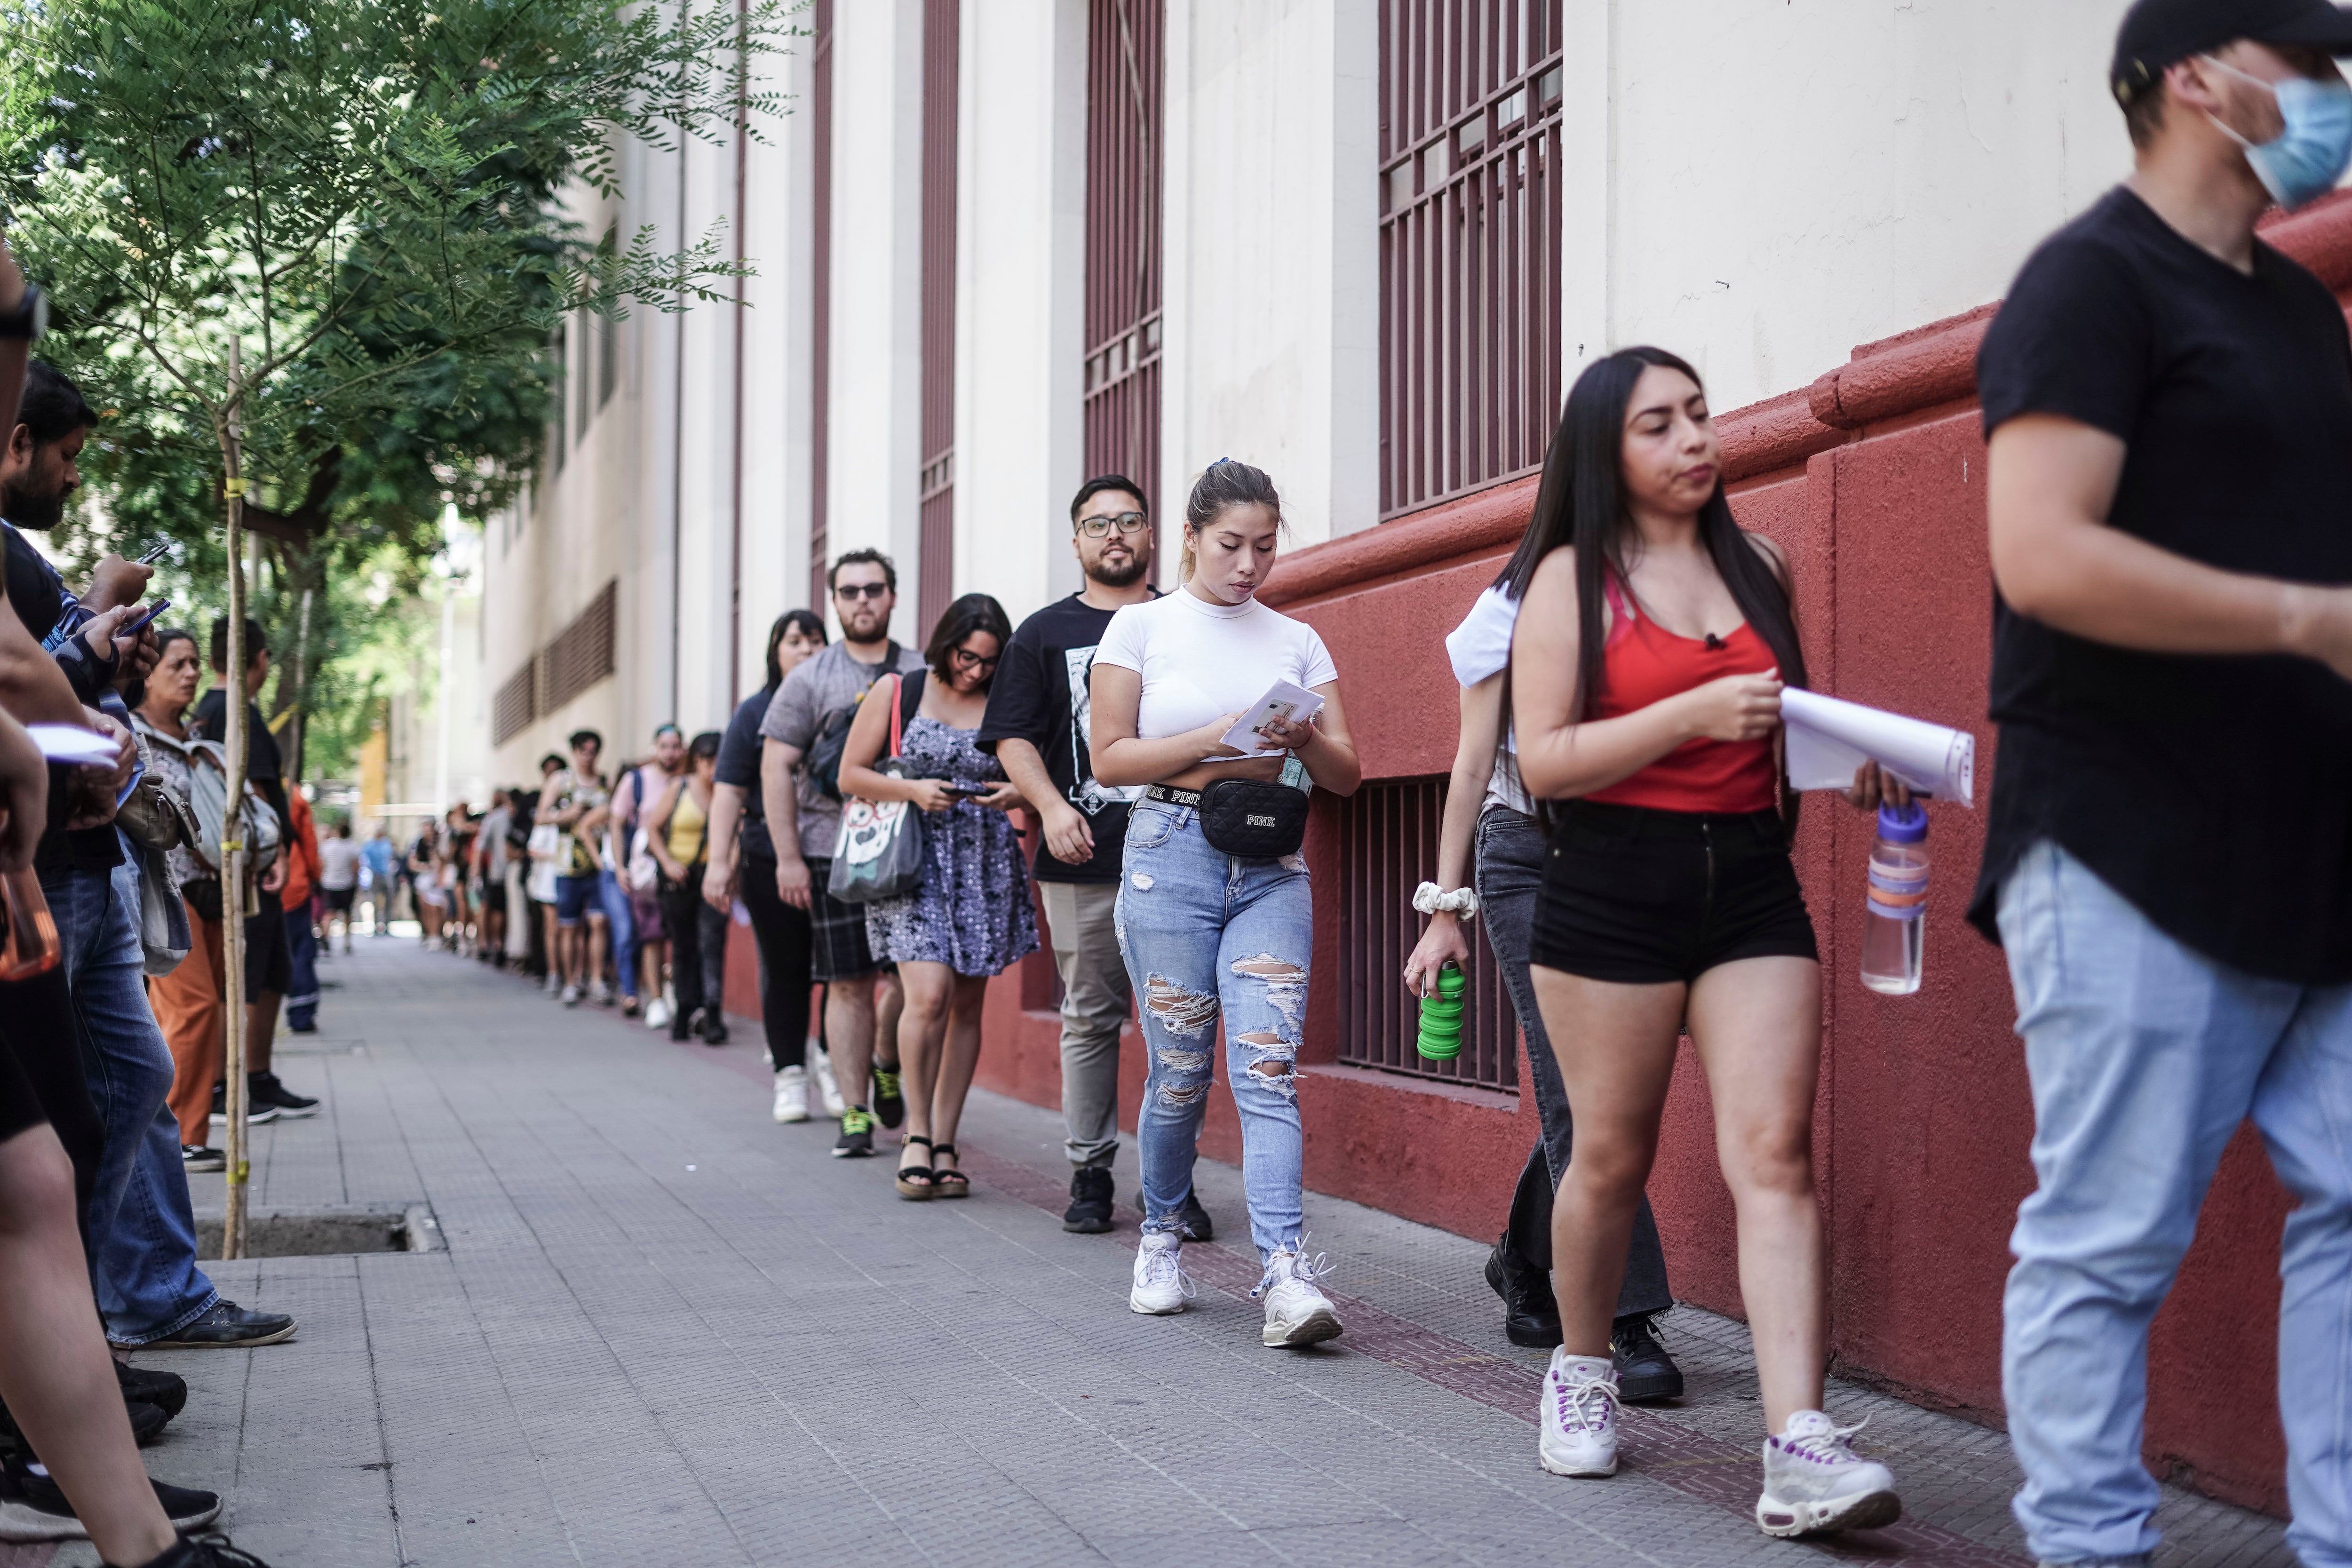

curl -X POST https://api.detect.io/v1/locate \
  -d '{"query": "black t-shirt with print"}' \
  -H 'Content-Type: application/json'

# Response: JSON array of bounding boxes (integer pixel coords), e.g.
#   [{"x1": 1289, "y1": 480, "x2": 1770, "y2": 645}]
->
[
  {"x1": 1969, "y1": 185, "x2": 2352, "y2": 983},
  {"x1": 976, "y1": 590, "x2": 1155, "y2": 884}
]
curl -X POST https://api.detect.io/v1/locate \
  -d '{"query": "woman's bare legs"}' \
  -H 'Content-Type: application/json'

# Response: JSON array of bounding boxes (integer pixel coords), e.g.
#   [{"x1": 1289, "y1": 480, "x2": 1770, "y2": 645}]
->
[
  {"x1": 1685, "y1": 955, "x2": 1826, "y2": 1431},
  {"x1": 1534, "y1": 968, "x2": 1685, "y2": 1359},
  {"x1": 1536, "y1": 955, "x2": 1829, "y2": 1433},
  {"x1": 924, "y1": 974, "x2": 992, "y2": 1166},
  {"x1": 894, "y1": 961, "x2": 956, "y2": 1154},
  {"x1": 0, "y1": 1125, "x2": 175, "y2": 1567}
]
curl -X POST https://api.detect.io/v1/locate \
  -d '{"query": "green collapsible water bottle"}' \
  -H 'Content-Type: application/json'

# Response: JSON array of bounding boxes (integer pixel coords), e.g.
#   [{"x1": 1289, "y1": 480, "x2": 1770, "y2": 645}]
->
[{"x1": 1416, "y1": 960, "x2": 1467, "y2": 1061}]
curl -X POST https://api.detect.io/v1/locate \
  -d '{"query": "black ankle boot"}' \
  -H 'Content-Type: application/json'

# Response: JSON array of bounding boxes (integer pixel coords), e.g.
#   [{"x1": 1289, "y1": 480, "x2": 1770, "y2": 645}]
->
[
  {"x1": 1483, "y1": 1235, "x2": 1563, "y2": 1348},
  {"x1": 1611, "y1": 1310, "x2": 1685, "y2": 1403}
]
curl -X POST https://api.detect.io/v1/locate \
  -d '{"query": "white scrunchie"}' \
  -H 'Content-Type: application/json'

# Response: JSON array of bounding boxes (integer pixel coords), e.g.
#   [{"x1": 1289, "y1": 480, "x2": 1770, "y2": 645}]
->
[{"x1": 1412, "y1": 882, "x2": 1478, "y2": 921}]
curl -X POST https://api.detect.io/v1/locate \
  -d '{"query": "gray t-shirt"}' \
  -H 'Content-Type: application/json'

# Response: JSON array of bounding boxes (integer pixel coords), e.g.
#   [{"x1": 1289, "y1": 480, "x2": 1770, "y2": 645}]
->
[{"x1": 758, "y1": 640, "x2": 928, "y2": 859}]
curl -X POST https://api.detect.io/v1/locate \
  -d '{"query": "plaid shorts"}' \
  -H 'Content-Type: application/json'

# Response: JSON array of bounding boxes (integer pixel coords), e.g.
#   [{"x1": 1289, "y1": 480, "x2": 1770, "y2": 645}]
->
[{"x1": 804, "y1": 857, "x2": 880, "y2": 982}]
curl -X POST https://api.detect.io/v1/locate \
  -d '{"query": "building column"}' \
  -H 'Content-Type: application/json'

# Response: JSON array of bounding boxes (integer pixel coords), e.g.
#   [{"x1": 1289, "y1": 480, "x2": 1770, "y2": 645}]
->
[
  {"x1": 952, "y1": 0, "x2": 1090, "y2": 618},
  {"x1": 1161, "y1": 0, "x2": 1378, "y2": 552},
  {"x1": 827, "y1": 0, "x2": 928, "y2": 645}
]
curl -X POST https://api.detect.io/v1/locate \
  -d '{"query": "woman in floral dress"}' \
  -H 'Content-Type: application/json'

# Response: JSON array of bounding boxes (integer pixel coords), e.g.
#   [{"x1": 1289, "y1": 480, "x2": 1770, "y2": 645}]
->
[{"x1": 837, "y1": 593, "x2": 1038, "y2": 1198}]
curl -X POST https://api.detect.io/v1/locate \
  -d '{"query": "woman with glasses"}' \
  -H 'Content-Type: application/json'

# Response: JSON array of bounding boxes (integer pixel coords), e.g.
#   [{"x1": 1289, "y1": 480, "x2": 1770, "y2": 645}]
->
[{"x1": 836, "y1": 593, "x2": 1037, "y2": 1199}]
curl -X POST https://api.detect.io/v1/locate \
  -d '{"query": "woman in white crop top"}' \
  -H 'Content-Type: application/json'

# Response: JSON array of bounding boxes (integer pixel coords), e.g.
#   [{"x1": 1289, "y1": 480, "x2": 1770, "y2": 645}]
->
[{"x1": 1089, "y1": 459, "x2": 1360, "y2": 1346}]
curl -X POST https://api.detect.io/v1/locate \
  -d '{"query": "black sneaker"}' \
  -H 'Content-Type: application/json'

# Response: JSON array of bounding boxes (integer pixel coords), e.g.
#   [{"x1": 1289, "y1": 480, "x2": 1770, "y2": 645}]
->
[
  {"x1": 0, "y1": 1452, "x2": 219, "y2": 1542},
  {"x1": 1483, "y1": 1236, "x2": 1563, "y2": 1348},
  {"x1": 870, "y1": 1064, "x2": 905, "y2": 1129},
  {"x1": 247, "y1": 1072, "x2": 318, "y2": 1119},
  {"x1": 1063, "y1": 1167, "x2": 1115, "y2": 1233},
  {"x1": 832, "y1": 1107, "x2": 876, "y2": 1158},
  {"x1": 107, "y1": 1534, "x2": 280, "y2": 1568},
  {"x1": 144, "y1": 1300, "x2": 296, "y2": 1350},
  {"x1": 207, "y1": 1085, "x2": 278, "y2": 1128},
  {"x1": 699, "y1": 1009, "x2": 730, "y2": 1046},
  {"x1": 181, "y1": 1145, "x2": 225, "y2": 1173},
  {"x1": 0, "y1": 1397, "x2": 168, "y2": 1453},
  {"x1": 1611, "y1": 1311, "x2": 1685, "y2": 1403},
  {"x1": 1130, "y1": 1186, "x2": 1215, "y2": 1242},
  {"x1": 117, "y1": 1361, "x2": 187, "y2": 1419}
]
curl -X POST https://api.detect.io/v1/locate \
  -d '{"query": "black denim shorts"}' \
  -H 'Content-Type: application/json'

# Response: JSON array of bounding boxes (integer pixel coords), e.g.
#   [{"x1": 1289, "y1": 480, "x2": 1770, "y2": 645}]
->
[{"x1": 1529, "y1": 801, "x2": 1818, "y2": 985}]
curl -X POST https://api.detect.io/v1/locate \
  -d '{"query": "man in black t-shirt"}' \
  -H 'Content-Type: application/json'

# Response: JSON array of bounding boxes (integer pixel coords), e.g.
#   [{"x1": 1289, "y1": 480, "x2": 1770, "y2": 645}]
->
[
  {"x1": 1975, "y1": 5, "x2": 2352, "y2": 1562},
  {"x1": 978, "y1": 475, "x2": 1210, "y2": 1240}
]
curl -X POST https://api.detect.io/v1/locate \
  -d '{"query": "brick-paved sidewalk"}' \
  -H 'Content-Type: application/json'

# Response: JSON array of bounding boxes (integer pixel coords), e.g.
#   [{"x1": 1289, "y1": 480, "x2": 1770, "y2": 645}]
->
[{"x1": 28, "y1": 940, "x2": 2292, "y2": 1567}]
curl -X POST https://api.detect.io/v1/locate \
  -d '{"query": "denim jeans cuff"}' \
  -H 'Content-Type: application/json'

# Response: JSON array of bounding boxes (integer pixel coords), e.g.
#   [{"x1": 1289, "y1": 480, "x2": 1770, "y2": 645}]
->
[{"x1": 110, "y1": 1285, "x2": 221, "y2": 1349}]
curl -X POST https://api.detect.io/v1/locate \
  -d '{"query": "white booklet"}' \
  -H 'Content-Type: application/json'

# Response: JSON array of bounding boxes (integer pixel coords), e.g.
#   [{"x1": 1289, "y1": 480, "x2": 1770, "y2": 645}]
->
[
  {"x1": 1780, "y1": 688, "x2": 1975, "y2": 806},
  {"x1": 28, "y1": 723, "x2": 121, "y2": 767},
  {"x1": 1219, "y1": 680, "x2": 1325, "y2": 757}
]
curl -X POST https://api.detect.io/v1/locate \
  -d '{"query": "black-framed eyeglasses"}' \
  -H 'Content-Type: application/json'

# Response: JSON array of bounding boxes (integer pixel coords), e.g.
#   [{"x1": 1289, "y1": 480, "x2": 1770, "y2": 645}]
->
[
  {"x1": 950, "y1": 647, "x2": 1001, "y2": 672},
  {"x1": 834, "y1": 581, "x2": 890, "y2": 601},
  {"x1": 1075, "y1": 511, "x2": 1149, "y2": 539}
]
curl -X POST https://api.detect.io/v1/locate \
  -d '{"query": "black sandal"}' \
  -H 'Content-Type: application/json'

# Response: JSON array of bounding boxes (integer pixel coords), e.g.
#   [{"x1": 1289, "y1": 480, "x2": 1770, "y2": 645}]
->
[
  {"x1": 895, "y1": 1134, "x2": 934, "y2": 1201},
  {"x1": 929, "y1": 1143, "x2": 969, "y2": 1199}
]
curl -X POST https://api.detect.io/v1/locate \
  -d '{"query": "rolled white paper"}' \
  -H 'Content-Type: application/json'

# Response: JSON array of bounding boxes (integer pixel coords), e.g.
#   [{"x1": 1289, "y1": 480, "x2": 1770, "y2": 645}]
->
[
  {"x1": 27, "y1": 724, "x2": 121, "y2": 767},
  {"x1": 1781, "y1": 688, "x2": 1974, "y2": 807}
]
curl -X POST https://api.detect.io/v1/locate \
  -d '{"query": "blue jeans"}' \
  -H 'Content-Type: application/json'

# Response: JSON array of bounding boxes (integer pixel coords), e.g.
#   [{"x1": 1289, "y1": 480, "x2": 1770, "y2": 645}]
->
[
  {"x1": 45, "y1": 852, "x2": 218, "y2": 1344},
  {"x1": 600, "y1": 868, "x2": 637, "y2": 998},
  {"x1": 284, "y1": 902, "x2": 319, "y2": 1029},
  {"x1": 1116, "y1": 799, "x2": 1311, "y2": 1265},
  {"x1": 1998, "y1": 840, "x2": 2352, "y2": 1568}
]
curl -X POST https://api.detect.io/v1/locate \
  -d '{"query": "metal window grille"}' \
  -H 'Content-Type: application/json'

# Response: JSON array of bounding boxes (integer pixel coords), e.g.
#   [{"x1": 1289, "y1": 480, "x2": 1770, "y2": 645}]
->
[
  {"x1": 809, "y1": 0, "x2": 834, "y2": 610},
  {"x1": 492, "y1": 664, "x2": 536, "y2": 747},
  {"x1": 1082, "y1": 0, "x2": 1163, "y2": 518},
  {"x1": 917, "y1": 0, "x2": 959, "y2": 637},
  {"x1": 1377, "y1": 0, "x2": 1564, "y2": 521},
  {"x1": 1335, "y1": 776, "x2": 1520, "y2": 1091},
  {"x1": 543, "y1": 580, "x2": 619, "y2": 713}
]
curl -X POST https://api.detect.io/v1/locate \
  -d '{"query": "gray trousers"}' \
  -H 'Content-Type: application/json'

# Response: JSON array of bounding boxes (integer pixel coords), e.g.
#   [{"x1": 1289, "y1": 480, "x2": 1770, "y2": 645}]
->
[
  {"x1": 1041, "y1": 879, "x2": 1131, "y2": 1170},
  {"x1": 1477, "y1": 805, "x2": 1674, "y2": 1318}
]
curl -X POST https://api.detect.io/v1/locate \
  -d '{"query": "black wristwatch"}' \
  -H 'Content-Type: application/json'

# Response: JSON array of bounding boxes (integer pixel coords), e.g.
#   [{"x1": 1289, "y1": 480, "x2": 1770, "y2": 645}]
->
[{"x1": 0, "y1": 284, "x2": 46, "y2": 342}]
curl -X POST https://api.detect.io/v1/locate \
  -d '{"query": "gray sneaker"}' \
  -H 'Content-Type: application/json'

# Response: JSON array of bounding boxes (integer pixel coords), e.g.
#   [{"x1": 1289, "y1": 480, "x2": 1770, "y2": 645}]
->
[{"x1": 145, "y1": 1299, "x2": 297, "y2": 1350}]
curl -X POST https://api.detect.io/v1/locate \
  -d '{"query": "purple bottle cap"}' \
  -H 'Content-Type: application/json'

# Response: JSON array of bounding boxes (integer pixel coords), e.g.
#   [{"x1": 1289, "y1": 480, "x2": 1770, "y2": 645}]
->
[{"x1": 1877, "y1": 801, "x2": 1928, "y2": 843}]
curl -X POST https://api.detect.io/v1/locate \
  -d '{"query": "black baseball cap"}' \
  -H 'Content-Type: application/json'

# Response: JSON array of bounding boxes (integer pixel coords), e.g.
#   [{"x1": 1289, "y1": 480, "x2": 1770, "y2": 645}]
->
[{"x1": 2113, "y1": 0, "x2": 2352, "y2": 103}]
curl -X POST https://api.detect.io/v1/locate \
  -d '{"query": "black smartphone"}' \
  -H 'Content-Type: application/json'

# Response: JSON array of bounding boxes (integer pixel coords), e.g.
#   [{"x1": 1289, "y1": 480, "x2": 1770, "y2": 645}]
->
[
  {"x1": 942, "y1": 782, "x2": 992, "y2": 797},
  {"x1": 117, "y1": 598, "x2": 170, "y2": 638}
]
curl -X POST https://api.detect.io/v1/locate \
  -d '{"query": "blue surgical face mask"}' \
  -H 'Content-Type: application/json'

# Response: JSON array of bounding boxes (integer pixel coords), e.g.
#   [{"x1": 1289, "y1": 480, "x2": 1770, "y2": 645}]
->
[{"x1": 2203, "y1": 55, "x2": 2352, "y2": 209}]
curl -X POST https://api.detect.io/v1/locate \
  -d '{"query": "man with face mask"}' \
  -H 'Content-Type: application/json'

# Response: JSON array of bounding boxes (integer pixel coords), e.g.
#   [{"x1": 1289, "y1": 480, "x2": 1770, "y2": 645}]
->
[{"x1": 1974, "y1": 4, "x2": 2352, "y2": 1565}]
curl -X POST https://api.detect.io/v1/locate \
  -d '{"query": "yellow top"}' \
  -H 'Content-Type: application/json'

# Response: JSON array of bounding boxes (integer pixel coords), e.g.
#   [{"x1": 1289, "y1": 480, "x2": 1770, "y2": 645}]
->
[{"x1": 666, "y1": 787, "x2": 708, "y2": 865}]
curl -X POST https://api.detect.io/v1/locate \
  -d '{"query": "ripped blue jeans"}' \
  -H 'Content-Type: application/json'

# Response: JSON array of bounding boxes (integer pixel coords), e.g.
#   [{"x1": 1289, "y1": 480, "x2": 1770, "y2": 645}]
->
[{"x1": 1116, "y1": 798, "x2": 1311, "y2": 1262}]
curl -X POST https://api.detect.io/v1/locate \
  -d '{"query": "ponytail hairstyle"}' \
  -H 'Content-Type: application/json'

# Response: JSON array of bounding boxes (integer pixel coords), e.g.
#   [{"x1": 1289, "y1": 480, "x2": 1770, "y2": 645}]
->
[
  {"x1": 1495, "y1": 347, "x2": 1809, "y2": 828},
  {"x1": 1181, "y1": 458, "x2": 1284, "y2": 582}
]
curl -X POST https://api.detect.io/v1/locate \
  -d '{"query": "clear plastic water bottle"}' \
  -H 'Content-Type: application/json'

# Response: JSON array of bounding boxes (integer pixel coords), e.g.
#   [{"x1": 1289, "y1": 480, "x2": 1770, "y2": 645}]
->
[{"x1": 1860, "y1": 802, "x2": 1928, "y2": 995}]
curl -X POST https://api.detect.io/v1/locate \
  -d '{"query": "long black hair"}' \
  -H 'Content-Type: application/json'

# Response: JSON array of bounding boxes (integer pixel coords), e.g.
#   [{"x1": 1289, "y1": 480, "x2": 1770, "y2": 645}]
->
[
  {"x1": 763, "y1": 609, "x2": 827, "y2": 692},
  {"x1": 1497, "y1": 347, "x2": 1807, "y2": 825}
]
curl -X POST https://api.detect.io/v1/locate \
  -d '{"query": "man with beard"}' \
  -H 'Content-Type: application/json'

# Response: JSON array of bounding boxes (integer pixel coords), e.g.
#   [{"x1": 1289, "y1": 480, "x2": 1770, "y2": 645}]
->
[
  {"x1": 976, "y1": 477, "x2": 1210, "y2": 1241},
  {"x1": 759, "y1": 550, "x2": 924, "y2": 1157},
  {"x1": 0, "y1": 363, "x2": 294, "y2": 1371}
]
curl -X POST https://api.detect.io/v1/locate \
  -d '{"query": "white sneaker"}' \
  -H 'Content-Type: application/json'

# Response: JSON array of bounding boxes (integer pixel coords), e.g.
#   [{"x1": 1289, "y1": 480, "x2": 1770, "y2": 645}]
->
[
  {"x1": 560, "y1": 984, "x2": 581, "y2": 1008},
  {"x1": 1128, "y1": 1233, "x2": 1194, "y2": 1315},
  {"x1": 809, "y1": 1044, "x2": 847, "y2": 1117},
  {"x1": 542, "y1": 972, "x2": 561, "y2": 996},
  {"x1": 1756, "y1": 1411, "x2": 1901, "y2": 1536},
  {"x1": 644, "y1": 997, "x2": 672, "y2": 1030},
  {"x1": 771, "y1": 1067, "x2": 810, "y2": 1124},
  {"x1": 1538, "y1": 1349, "x2": 1621, "y2": 1477},
  {"x1": 1257, "y1": 1245, "x2": 1343, "y2": 1347},
  {"x1": 589, "y1": 979, "x2": 612, "y2": 1007}
]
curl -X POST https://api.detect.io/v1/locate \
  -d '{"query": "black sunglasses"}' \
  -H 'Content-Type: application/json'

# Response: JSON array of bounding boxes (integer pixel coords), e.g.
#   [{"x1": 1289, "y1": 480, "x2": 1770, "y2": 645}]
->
[
  {"x1": 834, "y1": 581, "x2": 890, "y2": 601},
  {"x1": 1076, "y1": 511, "x2": 1149, "y2": 539}
]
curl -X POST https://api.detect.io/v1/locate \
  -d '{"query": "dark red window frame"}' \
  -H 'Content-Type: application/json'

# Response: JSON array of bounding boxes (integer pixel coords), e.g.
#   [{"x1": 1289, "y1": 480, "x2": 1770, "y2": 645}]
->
[
  {"x1": 1082, "y1": 0, "x2": 1163, "y2": 520},
  {"x1": 917, "y1": 0, "x2": 960, "y2": 637},
  {"x1": 809, "y1": 0, "x2": 834, "y2": 609}
]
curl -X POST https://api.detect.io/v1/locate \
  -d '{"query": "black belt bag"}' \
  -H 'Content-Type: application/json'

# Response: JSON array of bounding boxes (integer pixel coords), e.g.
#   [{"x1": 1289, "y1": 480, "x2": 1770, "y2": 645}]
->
[{"x1": 1150, "y1": 769, "x2": 1311, "y2": 860}]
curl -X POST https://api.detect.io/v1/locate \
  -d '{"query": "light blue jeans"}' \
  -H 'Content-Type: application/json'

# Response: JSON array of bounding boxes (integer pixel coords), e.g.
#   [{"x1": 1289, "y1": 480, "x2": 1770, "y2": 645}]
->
[
  {"x1": 600, "y1": 867, "x2": 638, "y2": 998},
  {"x1": 46, "y1": 852, "x2": 219, "y2": 1344},
  {"x1": 1998, "y1": 840, "x2": 2352, "y2": 1568},
  {"x1": 1116, "y1": 798, "x2": 1311, "y2": 1265}
]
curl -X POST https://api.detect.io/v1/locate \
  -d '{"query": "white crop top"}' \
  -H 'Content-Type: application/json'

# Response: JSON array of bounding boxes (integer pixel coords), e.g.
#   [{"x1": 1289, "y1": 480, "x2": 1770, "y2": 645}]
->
[
  {"x1": 1092, "y1": 589, "x2": 1339, "y2": 766},
  {"x1": 1443, "y1": 584, "x2": 1534, "y2": 817}
]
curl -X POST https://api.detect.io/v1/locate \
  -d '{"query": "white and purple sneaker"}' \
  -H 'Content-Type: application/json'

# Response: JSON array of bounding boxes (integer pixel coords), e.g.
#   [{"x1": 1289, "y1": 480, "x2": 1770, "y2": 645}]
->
[
  {"x1": 1538, "y1": 1349, "x2": 1620, "y2": 1477},
  {"x1": 1756, "y1": 1410, "x2": 1901, "y2": 1536}
]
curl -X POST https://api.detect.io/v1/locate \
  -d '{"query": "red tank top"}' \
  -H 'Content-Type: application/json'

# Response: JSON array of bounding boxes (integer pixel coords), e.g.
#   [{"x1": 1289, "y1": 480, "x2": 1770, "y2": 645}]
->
[{"x1": 1584, "y1": 575, "x2": 1779, "y2": 815}]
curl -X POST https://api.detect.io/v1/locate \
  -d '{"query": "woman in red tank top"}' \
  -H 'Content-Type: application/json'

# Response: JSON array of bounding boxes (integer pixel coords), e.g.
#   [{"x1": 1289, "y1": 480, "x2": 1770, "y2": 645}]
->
[{"x1": 1503, "y1": 347, "x2": 1910, "y2": 1532}]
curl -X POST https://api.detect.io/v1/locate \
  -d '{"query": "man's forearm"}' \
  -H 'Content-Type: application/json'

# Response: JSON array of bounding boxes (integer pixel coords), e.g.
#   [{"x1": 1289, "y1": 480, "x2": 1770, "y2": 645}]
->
[{"x1": 993, "y1": 740, "x2": 1060, "y2": 813}]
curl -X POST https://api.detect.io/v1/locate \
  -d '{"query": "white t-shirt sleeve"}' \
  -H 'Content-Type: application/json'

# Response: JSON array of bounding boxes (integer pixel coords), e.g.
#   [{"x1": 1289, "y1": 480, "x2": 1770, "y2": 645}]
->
[
  {"x1": 1299, "y1": 623, "x2": 1339, "y2": 689},
  {"x1": 1092, "y1": 603, "x2": 1147, "y2": 673},
  {"x1": 1444, "y1": 586, "x2": 1518, "y2": 689}
]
